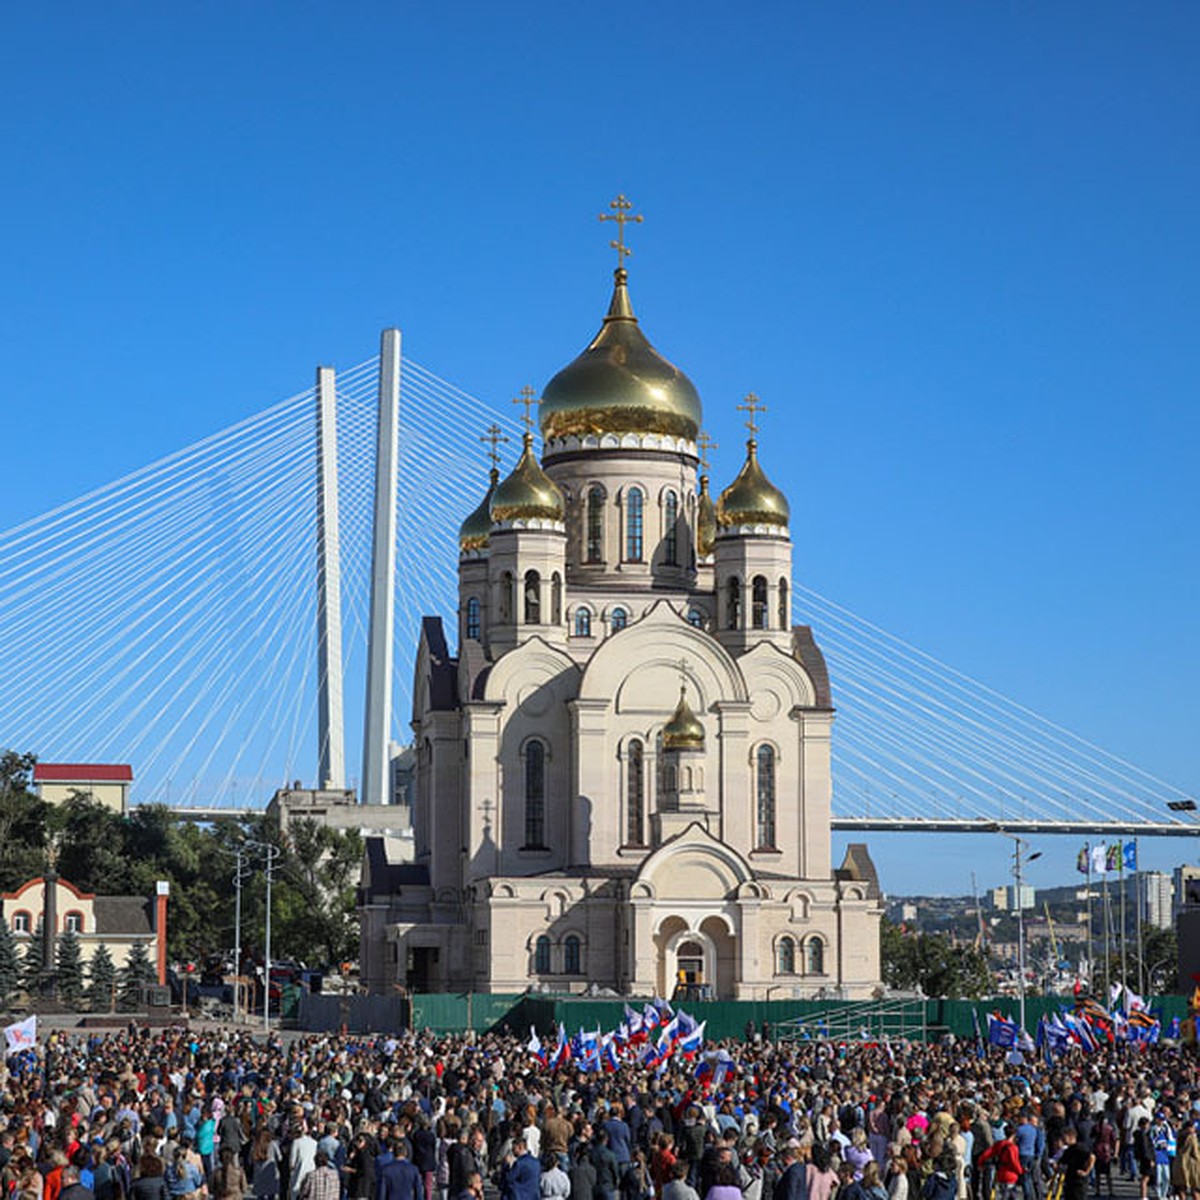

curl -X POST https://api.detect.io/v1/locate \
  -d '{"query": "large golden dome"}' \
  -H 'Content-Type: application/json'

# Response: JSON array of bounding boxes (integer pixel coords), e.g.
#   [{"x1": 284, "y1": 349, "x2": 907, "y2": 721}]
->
[
  {"x1": 539, "y1": 269, "x2": 703, "y2": 443},
  {"x1": 459, "y1": 468, "x2": 499, "y2": 552},
  {"x1": 490, "y1": 434, "x2": 565, "y2": 524},
  {"x1": 717, "y1": 439, "x2": 790, "y2": 530},
  {"x1": 663, "y1": 685, "x2": 705, "y2": 750}
]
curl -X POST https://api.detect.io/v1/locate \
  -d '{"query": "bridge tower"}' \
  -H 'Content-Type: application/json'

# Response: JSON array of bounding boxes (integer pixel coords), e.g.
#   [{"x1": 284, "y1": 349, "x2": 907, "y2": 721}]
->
[{"x1": 315, "y1": 365, "x2": 346, "y2": 789}]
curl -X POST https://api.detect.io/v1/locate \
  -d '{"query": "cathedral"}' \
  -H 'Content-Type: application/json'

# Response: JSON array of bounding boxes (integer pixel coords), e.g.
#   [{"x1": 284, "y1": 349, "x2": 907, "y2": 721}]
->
[{"x1": 359, "y1": 207, "x2": 883, "y2": 999}]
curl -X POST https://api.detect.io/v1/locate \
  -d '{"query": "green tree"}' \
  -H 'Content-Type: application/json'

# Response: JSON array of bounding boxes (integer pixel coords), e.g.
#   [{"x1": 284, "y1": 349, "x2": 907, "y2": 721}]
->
[
  {"x1": 52, "y1": 793, "x2": 133, "y2": 895},
  {"x1": 272, "y1": 819, "x2": 362, "y2": 964},
  {"x1": 880, "y1": 918, "x2": 993, "y2": 998},
  {"x1": 0, "y1": 916, "x2": 20, "y2": 1010},
  {"x1": 55, "y1": 928, "x2": 84, "y2": 1008},
  {"x1": 86, "y1": 944, "x2": 116, "y2": 1012},
  {"x1": 116, "y1": 941, "x2": 155, "y2": 1011},
  {"x1": 0, "y1": 752, "x2": 50, "y2": 891},
  {"x1": 20, "y1": 936, "x2": 42, "y2": 996}
]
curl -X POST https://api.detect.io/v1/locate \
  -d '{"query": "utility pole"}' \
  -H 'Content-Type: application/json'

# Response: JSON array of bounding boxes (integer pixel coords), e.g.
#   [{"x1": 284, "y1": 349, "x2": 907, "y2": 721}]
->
[
  {"x1": 262, "y1": 842, "x2": 282, "y2": 1034},
  {"x1": 1011, "y1": 836, "x2": 1042, "y2": 1033}
]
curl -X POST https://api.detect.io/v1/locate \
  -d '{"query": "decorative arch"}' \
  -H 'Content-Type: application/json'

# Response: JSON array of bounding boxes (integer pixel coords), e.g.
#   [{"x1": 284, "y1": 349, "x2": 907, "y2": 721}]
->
[
  {"x1": 804, "y1": 934, "x2": 827, "y2": 976},
  {"x1": 635, "y1": 822, "x2": 754, "y2": 901}
]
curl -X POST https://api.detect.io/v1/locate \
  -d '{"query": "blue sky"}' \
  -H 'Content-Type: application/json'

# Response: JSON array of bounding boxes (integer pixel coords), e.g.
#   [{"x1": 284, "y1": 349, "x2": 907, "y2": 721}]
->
[{"x1": 1, "y1": 4, "x2": 1198, "y2": 896}]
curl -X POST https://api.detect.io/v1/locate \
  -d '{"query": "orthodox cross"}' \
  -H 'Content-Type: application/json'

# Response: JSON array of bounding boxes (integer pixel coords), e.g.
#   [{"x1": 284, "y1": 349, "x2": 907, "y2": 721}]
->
[
  {"x1": 512, "y1": 386, "x2": 538, "y2": 435},
  {"x1": 480, "y1": 796, "x2": 494, "y2": 833},
  {"x1": 697, "y1": 431, "x2": 718, "y2": 474},
  {"x1": 599, "y1": 193, "x2": 643, "y2": 268},
  {"x1": 479, "y1": 423, "x2": 509, "y2": 469},
  {"x1": 737, "y1": 392, "x2": 767, "y2": 438}
]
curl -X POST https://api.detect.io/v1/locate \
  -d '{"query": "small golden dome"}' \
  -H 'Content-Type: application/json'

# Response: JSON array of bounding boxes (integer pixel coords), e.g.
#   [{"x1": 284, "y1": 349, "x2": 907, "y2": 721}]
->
[
  {"x1": 717, "y1": 439, "x2": 790, "y2": 530},
  {"x1": 539, "y1": 269, "x2": 703, "y2": 443},
  {"x1": 662, "y1": 685, "x2": 705, "y2": 750},
  {"x1": 459, "y1": 468, "x2": 499, "y2": 552},
  {"x1": 696, "y1": 475, "x2": 717, "y2": 558},
  {"x1": 490, "y1": 434, "x2": 565, "y2": 524}
]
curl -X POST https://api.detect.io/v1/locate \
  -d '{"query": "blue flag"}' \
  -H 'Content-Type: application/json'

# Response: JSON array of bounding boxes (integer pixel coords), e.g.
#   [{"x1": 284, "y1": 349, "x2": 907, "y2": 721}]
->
[{"x1": 1124, "y1": 841, "x2": 1137, "y2": 871}]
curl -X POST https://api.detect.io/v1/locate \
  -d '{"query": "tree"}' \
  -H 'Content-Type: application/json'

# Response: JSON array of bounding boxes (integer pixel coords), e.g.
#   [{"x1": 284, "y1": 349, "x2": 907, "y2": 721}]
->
[
  {"x1": 116, "y1": 941, "x2": 155, "y2": 1011},
  {"x1": 880, "y1": 918, "x2": 993, "y2": 998},
  {"x1": 0, "y1": 916, "x2": 20, "y2": 1010},
  {"x1": 20, "y1": 936, "x2": 42, "y2": 996},
  {"x1": 0, "y1": 751, "x2": 50, "y2": 891},
  {"x1": 86, "y1": 944, "x2": 116, "y2": 1012},
  {"x1": 55, "y1": 928, "x2": 84, "y2": 1008}
]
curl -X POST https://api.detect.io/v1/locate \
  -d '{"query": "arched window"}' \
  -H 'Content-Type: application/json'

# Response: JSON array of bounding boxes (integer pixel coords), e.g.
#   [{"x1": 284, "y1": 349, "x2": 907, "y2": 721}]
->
[
  {"x1": 523, "y1": 570, "x2": 541, "y2": 624},
  {"x1": 587, "y1": 486, "x2": 604, "y2": 563},
  {"x1": 466, "y1": 596, "x2": 481, "y2": 640},
  {"x1": 524, "y1": 741, "x2": 546, "y2": 847},
  {"x1": 574, "y1": 607, "x2": 592, "y2": 637},
  {"x1": 687, "y1": 607, "x2": 705, "y2": 628},
  {"x1": 499, "y1": 572, "x2": 513, "y2": 623},
  {"x1": 756, "y1": 744, "x2": 777, "y2": 849},
  {"x1": 778, "y1": 578, "x2": 789, "y2": 630},
  {"x1": 663, "y1": 490, "x2": 678, "y2": 565},
  {"x1": 727, "y1": 577, "x2": 741, "y2": 630},
  {"x1": 64, "y1": 911, "x2": 83, "y2": 934},
  {"x1": 625, "y1": 488, "x2": 644, "y2": 561},
  {"x1": 752, "y1": 575, "x2": 769, "y2": 629},
  {"x1": 11, "y1": 912, "x2": 29, "y2": 935},
  {"x1": 551, "y1": 573, "x2": 563, "y2": 624},
  {"x1": 627, "y1": 740, "x2": 645, "y2": 846},
  {"x1": 610, "y1": 606, "x2": 628, "y2": 632},
  {"x1": 777, "y1": 936, "x2": 796, "y2": 975},
  {"x1": 807, "y1": 937, "x2": 825, "y2": 976},
  {"x1": 534, "y1": 935, "x2": 551, "y2": 974},
  {"x1": 564, "y1": 935, "x2": 582, "y2": 974}
]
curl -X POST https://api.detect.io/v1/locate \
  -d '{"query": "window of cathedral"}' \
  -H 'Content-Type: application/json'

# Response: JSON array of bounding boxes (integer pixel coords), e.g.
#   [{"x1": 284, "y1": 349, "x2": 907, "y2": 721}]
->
[
  {"x1": 806, "y1": 937, "x2": 826, "y2": 976},
  {"x1": 687, "y1": 607, "x2": 705, "y2": 629},
  {"x1": 610, "y1": 606, "x2": 628, "y2": 631},
  {"x1": 626, "y1": 739, "x2": 645, "y2": 846},
  {"x1": 499, "y1": 571, "x2": 514, "y2": 623},
  {"x1": 755, "y1": 744, "x2": 777, "y2": 849},
  {"x1": 523, "y1": 740, "x2": 547, "y2": 848},
  {"x1": 586, "y1": 485, "x2": 605, "y2": 563},
  {"x1": 524, "y1": 570, "x2": 541, "y2": 624},
  {"x1": 466, "y1": 596, "x2": 481, "y2": 640},
  {"x1": 564, "y1": 935, "x2": 582, "y2": 974},
  {"x1": 777, "y1": 935, "x2": 796, "y2": 975},
  {"x1": 752, "y1": 575, "x2": 769, "y2": 629},
  {"x1": 727, "y1": 578, "x2": 741, "y2": 629},
  {"x1": 625, "y1": 487, "x2": 644, "y2": 561},
  {"x1": 778, "y1": 578, "x2": 789, "y2": 630},
  {"x1": 551, "y1": 573, "x2": 563, "y2": 624},
  {"x1": 663, "y1": 490, "x2": 678, "y2": 565},
  {"x1": 574, "y1": 607, "x2": 592, "y2": 638},
  {"x1": 534, "y1": 935, "x2": 551, "y2": 974}
]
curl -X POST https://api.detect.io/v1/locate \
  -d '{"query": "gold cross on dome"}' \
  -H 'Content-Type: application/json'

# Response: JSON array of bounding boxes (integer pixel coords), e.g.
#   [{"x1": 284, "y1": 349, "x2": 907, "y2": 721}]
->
[
  {"x1": 599, "y1": 193, "x2": 644, "y2": 268},
  {"x1": 479, "y1": 423, "x2": 509, "y2": 469},
  {"x1": 512, "y1": 386, "x2": 539, "y2": 435},
  {"x1": 737, "y1": 392, "x2": 767, "y2": 438},
  {"x1": 697, "y1": 431, "x2": 718, "y2": 474}
]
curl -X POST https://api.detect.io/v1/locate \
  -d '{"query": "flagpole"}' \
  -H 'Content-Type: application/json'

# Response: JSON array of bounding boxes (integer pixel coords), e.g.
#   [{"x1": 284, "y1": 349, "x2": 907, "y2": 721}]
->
[
  {"x1": 1119, "y1": 843, "x2": 1128, "y2": 994},
  {"x1": 1102, "y1": 852, "x2": 1111, "y2": 1000},
  {"x1": 1085, "y1": 843, "x2": 1093, "y2": 992},
  {"x1": 1134, "y1": 839, "x2": 1145, "y2": 996}
]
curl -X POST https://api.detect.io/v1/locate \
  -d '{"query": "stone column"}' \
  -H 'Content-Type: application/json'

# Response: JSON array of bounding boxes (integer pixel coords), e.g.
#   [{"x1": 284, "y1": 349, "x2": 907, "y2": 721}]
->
[{"x1": 41, "y1": 868, "x2": 57, "y2": 999}]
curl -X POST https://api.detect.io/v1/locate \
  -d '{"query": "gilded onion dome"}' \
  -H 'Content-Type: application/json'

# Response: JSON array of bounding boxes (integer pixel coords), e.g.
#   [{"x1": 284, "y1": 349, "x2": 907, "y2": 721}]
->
[
  {"x1": 539, "y1": 268, "x2": 703, "y2": 442},
  {"x1": 490, "y1": 433, "x2": 565, "y2": 523},
  {"x1": 459, "y1": 467, "x2": 499, "y2": 552},
  {"x1": 696, "y1": 474, "x2": 717, "y2": 557},
  {"x1": 662, "y1": 685, "x2": 705, "y2": 750},
  {"x1": 717, "y1": 439, "x2": 790, "y2": 529}
]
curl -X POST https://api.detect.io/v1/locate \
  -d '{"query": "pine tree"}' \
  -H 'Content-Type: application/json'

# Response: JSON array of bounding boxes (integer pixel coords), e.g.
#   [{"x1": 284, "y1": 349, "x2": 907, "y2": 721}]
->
[
  {"x1": 0, "y1": 917, "x2": 19, "y2": 1011},
  {"x1": 116, "y1": 940, "x2": 155, "y2": 1011},
  {"x1": 20, "y1": 936, "x2": 42, "y2": 997},
  {"x1": 55, "y1": 928, "x2": 84, "y2": 1008},
  {"x1": 86, "y1": 944, "x2": 116, "y2": 1012}
]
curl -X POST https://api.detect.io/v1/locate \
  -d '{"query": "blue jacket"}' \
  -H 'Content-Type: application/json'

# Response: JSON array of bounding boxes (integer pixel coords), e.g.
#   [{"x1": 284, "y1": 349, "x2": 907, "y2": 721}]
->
[
  {"x1": 379, "y1": 1159, "x2": 422, "y2": 1200},
  {"x1": 501, "y1": 1153, "x2": 541, "y2": 1200}
]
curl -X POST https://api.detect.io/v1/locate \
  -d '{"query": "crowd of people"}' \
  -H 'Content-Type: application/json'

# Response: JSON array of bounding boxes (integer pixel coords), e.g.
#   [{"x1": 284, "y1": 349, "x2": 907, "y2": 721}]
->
[{"x1": 0, "y1": 1025, "x2": 1199, "y2": 1200}]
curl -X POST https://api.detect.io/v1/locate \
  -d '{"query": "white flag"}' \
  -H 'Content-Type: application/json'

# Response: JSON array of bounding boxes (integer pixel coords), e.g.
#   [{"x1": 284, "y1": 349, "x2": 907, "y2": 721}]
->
[
  {"x1": 1092, "y1": 843, "x2": 1108, "y2": 874},
  {"x1": 3, "y1": 1015, "x2": 36, "y2": 1051}
]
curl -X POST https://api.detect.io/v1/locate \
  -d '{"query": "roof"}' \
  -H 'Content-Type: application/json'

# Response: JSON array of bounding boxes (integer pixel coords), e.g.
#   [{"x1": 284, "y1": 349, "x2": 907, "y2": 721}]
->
[
  {"x1": 33, "y1": 763, "x2": 133, "y2": 783},
  {"x1": 420, "y1": 617, "x2": 458, "y2": 711},
  {"x1": 835, "y1": 843, "x2": 882, "y2": 899},
  {"x1": 360, "y1": 837, "x2": 430, "y2": 901},
  {"x1": 792, "y1": 626, "x2": 833, "y2": 709},
  {"x1": 93, "y1": 896, "x2": 154, "y2": 936}
]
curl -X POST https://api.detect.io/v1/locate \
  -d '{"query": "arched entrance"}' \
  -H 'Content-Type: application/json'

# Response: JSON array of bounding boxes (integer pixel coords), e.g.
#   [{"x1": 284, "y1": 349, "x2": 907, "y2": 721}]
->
[
  {"x1": 676, "y1": 939, "x2": 706, "y2": 986},
  {"x1": 653, "y1": 920, "x2": 721, "y2": 997}
]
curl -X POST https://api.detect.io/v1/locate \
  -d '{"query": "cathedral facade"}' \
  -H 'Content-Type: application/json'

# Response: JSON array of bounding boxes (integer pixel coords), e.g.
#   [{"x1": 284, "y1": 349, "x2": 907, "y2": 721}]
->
[{"x1": 359, "y1": 245, "x2": 882, "y2": 1000}]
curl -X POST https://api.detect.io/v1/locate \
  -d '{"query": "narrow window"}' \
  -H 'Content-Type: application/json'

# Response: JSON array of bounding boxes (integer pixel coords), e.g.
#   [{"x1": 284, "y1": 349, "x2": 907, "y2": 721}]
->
[
  {"x1": 524, "y1": 741, "x2": 546, "y2": 847},
  {"x1": 551, "y1": 573, "x2": 562, "y2": 624},
  {"x1": 756, "y1": 744, "x2": 776, "y2": 849},
  {"x1": 664, "y1": 490, "x2": 678, "y2": 565},
  {"x1": 627, "y1": 740, "x2": 645, "y2": 845},
  {"x1": 727, "y1": 578, "x2": 740, "y2": 630},
  {"x1": 12, "y1": 912, "x2": 29, "y2": 934},
  {"x1": 778, "y1": 578, "x2": 789, "y2": 631},
  {"x1": 564, "y1": 935, "x2": 581, "y2": 974},
  {"x1": 534, "y1": 935, "x2": 551, "y2": 974},
  {"x1": 625, "y1": 488, "x2": 644, "y2": 561},
  {"x1": 752, "y1": 575, "x2": 768, "y2": 629},
  {"x1": 574, "y1": 607, "x2": 592, "y2": 637},
  {"x1": 807, "y1": 938, "x2": 825, "y2": 975},
  {"x1": 778, "y1": 936, "x2": 795, "y2": 975},
  {"x1": 587, "y1": 486, "x2": 604, "y2": 563},
  {"x1": 499, "y1": 572, "x2": 513, "y2": 623},
  {"x1": 64, "y1": 912, "x2": 83, "y2": 934},
  {"x1": 466, "y1": 597, "x2": 481, "y2": 640},
  {"x1": 687, "y1": 608, "x2": 704, "y2": 629},
  {"x1": 610, "y1": 607, "x2": 628, "y2": 632},
  {"x1": 524, "y1": 570, "x2": 541, "y2": 624}
]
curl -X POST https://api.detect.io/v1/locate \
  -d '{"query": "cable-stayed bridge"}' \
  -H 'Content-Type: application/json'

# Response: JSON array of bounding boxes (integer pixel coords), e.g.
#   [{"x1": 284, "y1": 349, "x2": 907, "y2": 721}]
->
[{"x1": 0, "y1": 339, "x2": 1194, "y2": 837}]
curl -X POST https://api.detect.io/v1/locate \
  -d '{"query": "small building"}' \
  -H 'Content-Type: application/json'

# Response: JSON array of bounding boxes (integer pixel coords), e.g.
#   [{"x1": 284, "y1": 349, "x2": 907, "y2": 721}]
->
[{"x1": 33, "y1": 763, "x2": 132, "y2": 814}]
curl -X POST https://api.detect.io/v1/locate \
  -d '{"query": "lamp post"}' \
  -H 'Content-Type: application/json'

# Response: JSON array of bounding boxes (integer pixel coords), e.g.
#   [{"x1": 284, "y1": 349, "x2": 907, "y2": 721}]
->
[
  {"x1": 1011, "y1": 837, "x2": 1042, "y2": 1034},
  {"x1": 262, "y1": 842, "x2": 282, "y2": 1034}
]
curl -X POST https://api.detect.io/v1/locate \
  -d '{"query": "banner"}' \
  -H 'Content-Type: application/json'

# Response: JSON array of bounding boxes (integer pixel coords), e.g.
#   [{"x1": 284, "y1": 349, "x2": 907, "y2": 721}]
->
[
  {"x1": 1124, "y1": 841, "x2": 1137, "y2": 872},
  {"x1": 3, "y1": 1016, "x2": 36, "y2": 1052},
  {"x1": 1076, "y1": 846, "x2": 1089, "y2": 875},
  {"x1": 1106, "y1": 843, "x2": 1121, "y2": 873},
  {"x1": 1091, "y1": 843, "x2": 1108, "y2": 874}
]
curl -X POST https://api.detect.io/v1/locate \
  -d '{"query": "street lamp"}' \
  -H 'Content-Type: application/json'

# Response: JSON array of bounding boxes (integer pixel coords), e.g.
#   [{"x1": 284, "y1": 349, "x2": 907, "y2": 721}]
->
[{"x1": 1010, "y1": 837, "x2": 1042, "y2": 1034}]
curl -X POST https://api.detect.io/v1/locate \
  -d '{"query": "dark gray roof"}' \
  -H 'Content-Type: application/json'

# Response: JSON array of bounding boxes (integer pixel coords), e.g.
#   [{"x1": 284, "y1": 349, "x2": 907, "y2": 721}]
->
[
  {"x1": 420, "y1": 617, "x2": 458, "y2": 711},
  {"x1": 360, "y1": 836, "x2": 430, "y2": 901},
  {"x1": 793, "y1": 625, "x2": 833, "y2": 709},
  {"x1": 93, "y1": 896, "x2": 153, "y2": 936},
  {"x1": 835, "y1": 843, "x2": 881, "y2": 898}
]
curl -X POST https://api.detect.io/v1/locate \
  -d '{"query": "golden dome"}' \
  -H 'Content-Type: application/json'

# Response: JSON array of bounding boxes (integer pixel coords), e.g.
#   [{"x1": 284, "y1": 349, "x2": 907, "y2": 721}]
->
[
  {"x1": 717, "y1": 439, "x2": 790, "y2": 530},
  {"x1": 539, "y1": 269, "x2": 703, "y2": 443},
  {"x1": 696, "y1": 475, "x2": 717, "y2": 558},
  {"x1": 490, "y1": 434, "x2": 565, "y2": 524},
  {"x1": 662, "y1": 685, "x2": 705, "y2": 750},
  {"x1": 459, "y1": 468, "x2": 499, "y2": 552}
]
